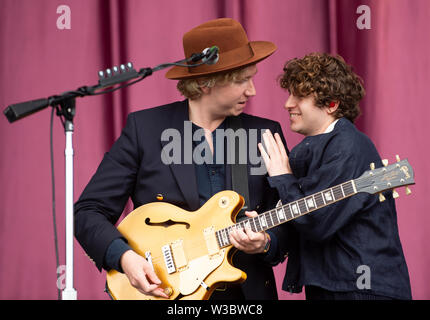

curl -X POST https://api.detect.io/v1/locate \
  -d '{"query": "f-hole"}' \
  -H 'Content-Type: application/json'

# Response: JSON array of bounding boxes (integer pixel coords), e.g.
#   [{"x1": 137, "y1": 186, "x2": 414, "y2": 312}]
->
[{"x1": 145, "y1": 217, "x2": 190, "y2": 229}]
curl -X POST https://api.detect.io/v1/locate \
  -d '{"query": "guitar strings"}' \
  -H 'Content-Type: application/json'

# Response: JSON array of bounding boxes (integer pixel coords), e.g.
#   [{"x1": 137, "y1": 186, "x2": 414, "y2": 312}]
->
[{"x1": 141, "y1": 181, "x2": 358, "y2": 268}]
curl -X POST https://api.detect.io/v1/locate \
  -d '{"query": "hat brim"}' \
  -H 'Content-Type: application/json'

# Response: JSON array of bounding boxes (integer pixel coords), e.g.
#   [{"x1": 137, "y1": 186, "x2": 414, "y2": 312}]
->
[{"x1": 165, "y1": 41, "x2": 276, "y2": 80}]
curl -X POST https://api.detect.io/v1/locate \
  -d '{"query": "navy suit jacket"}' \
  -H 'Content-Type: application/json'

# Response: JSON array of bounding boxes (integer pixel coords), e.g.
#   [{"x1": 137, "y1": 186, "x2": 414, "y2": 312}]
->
[
  {"x1": 264, "y1": 118, "x2": 412, "y2": 299},
  {"x1": 74, "y1": 100, "x2": 288, "y2": 299}
]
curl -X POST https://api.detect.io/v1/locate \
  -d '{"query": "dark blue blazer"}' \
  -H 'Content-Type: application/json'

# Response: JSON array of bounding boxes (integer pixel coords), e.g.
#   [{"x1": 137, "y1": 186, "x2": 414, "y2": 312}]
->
[
  {"x1": 265, "y1": 118, "x2": 412, "y2": 299},
  {"x1": 74, "y1": 99, "x2": 287, "y2": 299}
]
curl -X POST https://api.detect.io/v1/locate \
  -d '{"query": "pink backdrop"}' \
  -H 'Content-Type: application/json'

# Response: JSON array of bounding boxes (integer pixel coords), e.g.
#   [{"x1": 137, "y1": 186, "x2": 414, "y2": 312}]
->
[{"x1": 0, "y1": 0, "x2": 429, "y2": 300}]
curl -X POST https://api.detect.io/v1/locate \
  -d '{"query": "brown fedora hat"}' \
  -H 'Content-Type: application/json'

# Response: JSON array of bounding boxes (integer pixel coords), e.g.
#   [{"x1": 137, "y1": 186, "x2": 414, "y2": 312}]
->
[{"x1": 165, "y1": 18, "x2": 276, "y2": 80}]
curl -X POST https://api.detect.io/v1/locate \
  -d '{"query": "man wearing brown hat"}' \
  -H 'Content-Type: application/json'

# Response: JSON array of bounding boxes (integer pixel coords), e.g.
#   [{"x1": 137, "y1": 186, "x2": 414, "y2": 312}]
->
[{"x1": 74, "y1": 18, "x2": 288, "y2": 300}]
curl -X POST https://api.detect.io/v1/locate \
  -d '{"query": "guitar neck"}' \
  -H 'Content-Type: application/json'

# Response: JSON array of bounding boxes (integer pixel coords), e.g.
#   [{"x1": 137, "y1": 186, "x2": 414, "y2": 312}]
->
[{"x1": 216, "y1": 179, "x2": 358, "y2": 248}]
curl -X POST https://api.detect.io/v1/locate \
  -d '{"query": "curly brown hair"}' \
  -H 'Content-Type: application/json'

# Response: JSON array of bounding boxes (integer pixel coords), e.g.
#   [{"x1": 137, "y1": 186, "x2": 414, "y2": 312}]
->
[{"x1": 279, "y1": 53, "x2": 365, "y2": 122}]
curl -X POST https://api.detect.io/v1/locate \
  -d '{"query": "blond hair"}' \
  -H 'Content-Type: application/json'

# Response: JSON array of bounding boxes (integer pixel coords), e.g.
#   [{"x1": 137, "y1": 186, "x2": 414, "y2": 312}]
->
[{"x1": 177, "y1": 65, "x2": 254, "y2": 100}]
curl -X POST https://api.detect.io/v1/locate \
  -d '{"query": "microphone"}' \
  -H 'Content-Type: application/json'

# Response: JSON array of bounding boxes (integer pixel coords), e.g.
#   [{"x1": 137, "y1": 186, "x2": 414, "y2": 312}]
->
[
  {"x1": 4, "y1": 98, "x2": 50, "y2": 123},
  {"x1": 190, "y1": 46, "x2": 219, "y2": 65},
  {"x1": 201, "y1": 46, "x2": 219, "y2": 65}
]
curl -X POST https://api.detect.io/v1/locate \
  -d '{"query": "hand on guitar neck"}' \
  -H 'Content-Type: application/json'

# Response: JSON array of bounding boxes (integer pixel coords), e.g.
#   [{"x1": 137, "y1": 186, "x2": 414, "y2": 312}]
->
[
  {"x1": 229, "y1": 210, "x2": 269, "y2": 254},
  {"x1": 120, "y1": 250, "x2": 170, "y2": 299}
]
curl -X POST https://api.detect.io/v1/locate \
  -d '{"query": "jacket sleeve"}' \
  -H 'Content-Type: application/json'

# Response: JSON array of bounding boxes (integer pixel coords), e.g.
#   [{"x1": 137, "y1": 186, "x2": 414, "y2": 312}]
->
[
  {"x1": 74, "y1": 113, "x2": 141, "y2": 271},
  {"x1": 263, "y1": 224, "x2": 297, "y2": 266}
]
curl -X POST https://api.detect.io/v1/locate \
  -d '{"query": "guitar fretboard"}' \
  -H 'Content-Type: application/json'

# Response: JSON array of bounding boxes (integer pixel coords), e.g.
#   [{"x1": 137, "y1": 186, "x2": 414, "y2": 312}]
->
[{"x1": 215, "y1": 180, "x2": 357, "y2": 248}]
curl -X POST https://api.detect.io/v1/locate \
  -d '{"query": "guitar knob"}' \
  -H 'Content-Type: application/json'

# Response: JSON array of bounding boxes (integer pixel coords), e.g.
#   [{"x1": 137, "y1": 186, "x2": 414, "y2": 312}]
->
[
  {"x1": 405, "y1": 186, "x2": 412, "y2": 195},
  {"x1": 392, "y1": 189, "x2": 399, "y2": 199},
  {"x1": 379, "y1": 193, "x2": 386, "y2": 202},
  {"x1": 396, "y1": 155, "x2": 400, "y2": 162},
  {"x1": 382, "y1": 159, "x2": 389, "y2": 167},
  {"x1": 370, "y1": 162, "x2": 375, "y2": 170},
  {"x1": 164, "y1": 287, "x2": 173, "y2": 297}
]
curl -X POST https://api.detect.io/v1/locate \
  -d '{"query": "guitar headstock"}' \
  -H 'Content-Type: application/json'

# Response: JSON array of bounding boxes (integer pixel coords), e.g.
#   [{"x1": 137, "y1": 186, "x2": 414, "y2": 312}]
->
[{"x1": 355, "y1": 156, "x2": 414, "y2": 201}]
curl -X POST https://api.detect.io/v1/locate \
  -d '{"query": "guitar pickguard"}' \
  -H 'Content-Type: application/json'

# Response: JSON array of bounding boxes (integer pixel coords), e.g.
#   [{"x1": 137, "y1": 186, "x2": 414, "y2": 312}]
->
[{"x1": 179, "y1": 249, "x2": 226, "y2": 295}]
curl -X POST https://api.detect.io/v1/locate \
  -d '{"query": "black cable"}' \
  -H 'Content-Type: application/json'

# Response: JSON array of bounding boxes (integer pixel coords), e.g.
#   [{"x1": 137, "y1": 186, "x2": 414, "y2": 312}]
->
[
  {"x1": 50, "y1": 106, "x2": 61, "y2": 300},
  {"x1": 90, "y1": 53, "x2": 214, "y2": 96},
  {"x1": 90, "y1": 74, "x2": 148, "y2": 96}
]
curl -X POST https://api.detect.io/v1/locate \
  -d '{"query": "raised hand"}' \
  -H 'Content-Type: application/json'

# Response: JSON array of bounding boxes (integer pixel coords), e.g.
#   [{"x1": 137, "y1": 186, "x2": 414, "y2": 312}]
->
[{"x1": 258, "y1": 129, "x2": 291, "y2": 177}]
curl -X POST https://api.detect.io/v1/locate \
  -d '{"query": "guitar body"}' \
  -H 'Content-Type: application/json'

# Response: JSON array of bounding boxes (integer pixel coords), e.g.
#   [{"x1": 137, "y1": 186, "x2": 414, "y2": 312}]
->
[{"x1": 106, "y1": 190, "x2": 247, "y2": 300}]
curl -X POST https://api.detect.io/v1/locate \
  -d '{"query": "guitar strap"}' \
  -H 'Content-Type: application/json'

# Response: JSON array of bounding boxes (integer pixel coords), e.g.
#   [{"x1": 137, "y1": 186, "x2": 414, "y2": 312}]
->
[{"x1": 226, "y1": 116, "x2": 250, "y2": 222}]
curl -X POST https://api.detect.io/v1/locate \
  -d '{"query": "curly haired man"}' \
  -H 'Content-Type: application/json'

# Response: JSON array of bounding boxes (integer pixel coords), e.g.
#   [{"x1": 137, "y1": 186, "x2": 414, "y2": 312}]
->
[{"x1": 234, "y1": 53, "x2": 412, "y2": 300}]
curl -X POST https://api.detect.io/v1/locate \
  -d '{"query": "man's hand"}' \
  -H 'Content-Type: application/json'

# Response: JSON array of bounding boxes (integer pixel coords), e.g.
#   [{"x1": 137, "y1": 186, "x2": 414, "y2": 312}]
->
[
  {"x1": 258, "y1": 129, "x2": 291, "y2": 176},
  {"x1": 120, "y1": 250, "x2": 169, "y2": 299},
  {"x1": 229, "y1": 211, "x2": 269, "y2": 254}
]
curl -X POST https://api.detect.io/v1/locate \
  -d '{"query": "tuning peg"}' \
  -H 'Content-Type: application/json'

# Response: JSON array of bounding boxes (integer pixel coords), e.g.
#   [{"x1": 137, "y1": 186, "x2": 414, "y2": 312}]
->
[
  {"x1": 370, "y1": 163, "x2": 375, "y2": 170},
  {"x1": 379, "y1": 193, "x2": 386, "y2": 202},
  {"x1": 396, "y1": 155, "x2": 400, "y2": 162},
  {"x1": 392, "y1": 189, "x2": 399, "y2": 199},
  {"x1": 382, "y1": 159, "x2": 389, "y2": 167},
  {"x1": 405, "y1": 186, "x2": 412, "y2": 195}
]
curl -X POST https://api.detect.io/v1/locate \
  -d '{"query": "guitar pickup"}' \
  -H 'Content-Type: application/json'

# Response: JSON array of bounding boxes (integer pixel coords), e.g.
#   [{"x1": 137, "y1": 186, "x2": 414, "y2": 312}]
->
[
  {"x1": 161, "y1": 245, "x2": 176, "y2": 274},
  {"x1": 171, "y1": 240, "x2": 188, "y2": 270},
  {"x1": 203, "y1": 226, "x2": 220, "y2": 256}
]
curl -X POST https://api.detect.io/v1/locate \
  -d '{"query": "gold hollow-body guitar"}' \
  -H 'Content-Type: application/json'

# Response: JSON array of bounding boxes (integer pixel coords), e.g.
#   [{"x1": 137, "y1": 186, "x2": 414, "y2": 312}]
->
[{"x1": 106, "y1": 157, "x2": 415, "y2": 300}]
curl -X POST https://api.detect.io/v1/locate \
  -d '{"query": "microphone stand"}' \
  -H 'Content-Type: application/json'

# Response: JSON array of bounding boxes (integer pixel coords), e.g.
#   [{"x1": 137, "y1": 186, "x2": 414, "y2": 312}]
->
[
  {"x1": 60, "y1": 98, "x2": 77, "y2": 300},
  {"x1": 2, "y1": 47, "x2": 219, "y2": 300}
]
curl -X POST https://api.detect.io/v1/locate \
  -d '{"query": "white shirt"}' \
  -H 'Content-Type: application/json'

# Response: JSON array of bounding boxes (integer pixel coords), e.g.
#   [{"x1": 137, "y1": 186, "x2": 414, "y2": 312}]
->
[{"x1": 324, "y1": 119, "x2": 340, "y2": 134}]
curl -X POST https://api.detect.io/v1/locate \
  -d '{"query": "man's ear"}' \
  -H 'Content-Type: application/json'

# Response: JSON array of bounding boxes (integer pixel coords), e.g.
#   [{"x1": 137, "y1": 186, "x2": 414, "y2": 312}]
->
[
  {"x1": 197, "y1": 80, "x2": 211, "y2": 94},
  {"x1": 327, "y1": 101, "x2": 339, "y2": 114},
  {"x1": 200, "y1": 85, "x2": 211, "y2": 94}
]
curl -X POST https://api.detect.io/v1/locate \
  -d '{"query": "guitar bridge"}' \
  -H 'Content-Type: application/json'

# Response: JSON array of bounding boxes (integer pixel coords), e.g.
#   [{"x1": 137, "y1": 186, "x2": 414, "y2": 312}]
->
[{"x1": 161, "y1": 245, "x2": 176, "y2": 274}]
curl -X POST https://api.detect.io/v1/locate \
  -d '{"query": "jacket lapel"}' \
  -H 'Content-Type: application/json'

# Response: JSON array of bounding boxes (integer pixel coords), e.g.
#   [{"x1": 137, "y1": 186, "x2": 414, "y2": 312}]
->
[{"x1": 160, "y1": 100, "x2": 200, "y2": 211}]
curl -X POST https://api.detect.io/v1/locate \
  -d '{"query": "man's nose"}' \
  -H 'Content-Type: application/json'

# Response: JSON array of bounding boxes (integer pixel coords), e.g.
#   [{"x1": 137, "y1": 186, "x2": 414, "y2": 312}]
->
[
  {"x1": 284, "y1": 95, "x2": 295, "y2": 110},
  {"x1": 245, "y1": 79, "x2": 256, "y2": 97}
]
